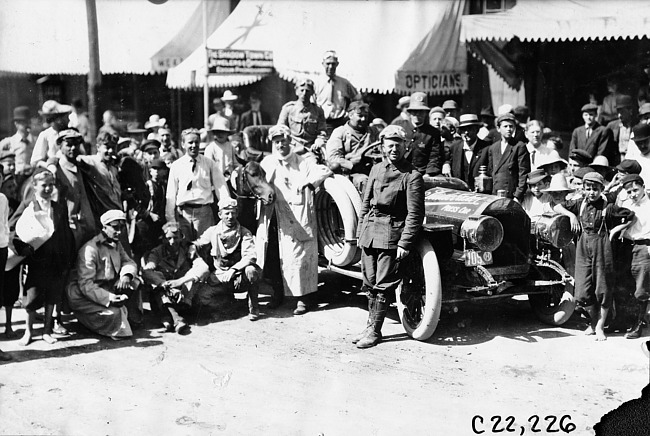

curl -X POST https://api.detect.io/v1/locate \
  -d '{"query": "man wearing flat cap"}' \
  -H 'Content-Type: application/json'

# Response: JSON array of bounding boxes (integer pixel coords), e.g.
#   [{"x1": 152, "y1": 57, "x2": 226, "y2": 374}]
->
[
  {"x1": 605, "y1": 95, "x2": 638, "y2": 164},
  {"x1": 325, "y1": 100, "x2": 380, "y2": 192},
  {"x1": 278, "y1": 78, "x2": 328, "y2": 159},
  {"x1": 354, "y1": 125, "x2": 424, "y2": 349},
  {"x1": 191, "y1": 197, "x2": 262, "y2": 321},
  {"x1": 315, "y1": 50, "x2": 361, "y2": 132},
  {"x1": 569, "y1": 102, "x2": 614, "y2": 164},
  {"x1": 31, "y1": 100, "x2": 73, "y2": 168},
  {"x1": 0, "y1": 106, "x2": 34, "y2": 175},
  {"x1": 401, "y1": 92, "x2": 444, "y2": 176},
  {"x1": 68, "y1": 209, "x2": 141, "y2": 339},
  {"x1": 486, "y1": 113, "x2": 531, "y2": 201},
  {"x1": 442, "y1": 114, "x2": 490, "y2": 190},
  {"x1": 390, "y1": 96, "x2": 411, "y2": 125}
]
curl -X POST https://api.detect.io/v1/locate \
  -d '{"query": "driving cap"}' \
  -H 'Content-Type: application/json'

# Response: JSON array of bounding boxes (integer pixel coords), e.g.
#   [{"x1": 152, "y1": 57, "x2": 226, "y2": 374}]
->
[
  {"x1": 218, "y1": 197, "x2": 238, "y2": 210},
  {"x1": 442, "y1": 100, "x2": 458, "y2": 110},
  {"x1": 396, "y1": 96, "x2": 410, "y2": 109},
  {"x1": 142, "y1": 139, "x2": 161, "y2": 152},
  {"x1": 379, "y1": 125, "x2": 406, "y2": 141},
  {"x1": 632, "y1": 123, "x2": 650, "y2": 142},
  {"x1": 496, "y1": 113, "x2": 517, "y2": 125},
  {"x1": 573, "y1": 166, "x2": 595, "y2": 179},
  {"x1": 458, "y1": 114, "x2": 481, "y2": 127},
  {"x1": 615, "y1": 95, "x2": 634, "y2": 109},
  {"x1": 268, "y1": 124, "x2": 291, "y2": 140},
  {"x1": 56, "y1": 129, "x2": 83, "y2": 144},
  {"x1": 322, "y1": 50, "x2": 338, "y2": 61},
  {"x1": 582, "y1": 171, "x2": 605, "y2": 186},
  {"x1": 429, "y1": 106, "x2": 445, "y2": 116},
  {"x1": 513, "y1": 105, "x2": 529, "y2": 115},
  {"x1": 526, "y1": 169, "x2": 548, "y2": 185},
  {"x1": 162, "y1": 221, "x2": 181, "y2": 235},
  {"x1": 295, "y1": 78, "x2": 315, "y2": 90},
  {"x1": 616, "y1": 159, "x2": 642, "y2": 174},
  {"x1": 13, "y1": 106, "x2": 30, "y2": 121},
  {"x1": 621, "y1": 174, "x2": 645, "y2": 188},
  {"x1": 569, "y1": 149, "x2": 592, "y2": 165},
  {"x1": 348, "y1": 100, "x2": 369, "y2": 113},
  {"x1": 150, "y1": 158, "x2": 167, "y2": 169},
  {"x1": 100, "y1": 209, "x2": 126, "y2": 226},
  {"x1": 581, "y1": 103, "x2": 598, "y2": 113},
  {"x1": 406, "y1": 92, "x2": 429, "y2": 112}
]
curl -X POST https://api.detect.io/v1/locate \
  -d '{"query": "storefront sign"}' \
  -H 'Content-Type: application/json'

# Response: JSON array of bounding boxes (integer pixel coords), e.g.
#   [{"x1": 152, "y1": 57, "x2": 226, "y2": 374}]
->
[
  {"x1": 207, "y1": 49, "x2": 274, "y2": 75},
  {"x1": 395, "y1": 71, "x2": 468, "y2": 94},
  {"x1": 151, "y1": 56, "x2": 184, "y2": 73}
]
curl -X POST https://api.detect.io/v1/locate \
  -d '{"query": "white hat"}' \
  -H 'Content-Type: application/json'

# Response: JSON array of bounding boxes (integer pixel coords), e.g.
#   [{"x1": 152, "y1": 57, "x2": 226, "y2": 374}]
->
[
  {"x1": 210, "y1": 117, "x2": 233, "y2": 132},
  {"x1": 100, "y1": 209, "x2": 126, "y2": 226},
  {"x1": 538, "y1": 150, "x2": 568, "y2": 168},
  {"x1": 145, "y1": 114, "x2": 166, "y2": 129},
  {"x1": 218, "y1": 197, "x2": 238, "y2": 210},
  {"x1": 40, "y1": 100, "x2": 72, "y2": 116},
  {"x1": 497, "y1": 104, "x2": 514, "y2": 116},
  {"x1": 221, "y1": 90, "x2": 238, "y2": 101}
]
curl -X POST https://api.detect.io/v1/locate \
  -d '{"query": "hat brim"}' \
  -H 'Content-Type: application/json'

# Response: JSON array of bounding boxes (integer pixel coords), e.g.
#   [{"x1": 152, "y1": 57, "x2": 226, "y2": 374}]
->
[
  {"x1": 634, "y1": 135, "x2": 650, "y2": 143},
  {"x1": 458, "y1": 121, "x2": 482, "y2": 128},
  {"x1": 540, "y1": 159, "x2": 568, "y2": 168},
  {"x1": 407, "y1": 105, "x2": 430, "y2": 112},
  {"x1": 542, "y1": 187, "x2": 575, "y2": 192},
  {"x1": 221, "y1": 96, "x2": 238, "y2": 101},
  {"x1": 527, "y1": 175, "x2": 548, "y2": 185},
  {"x1": 127, "y1": 128, "x2": 148, "y2": 134}
]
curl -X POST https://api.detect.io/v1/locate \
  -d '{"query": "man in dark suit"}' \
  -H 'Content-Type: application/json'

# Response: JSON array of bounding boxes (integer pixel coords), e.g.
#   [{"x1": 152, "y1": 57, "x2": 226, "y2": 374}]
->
[
  {"x1": 569, "y1": 103, "x2": 614, "y2": 163},
  {"x1": 401, "y1": 92, "x2": 444, "y2": 176},
  {"x1": 354, "y1": 125, "x2": 424, "y2": 349},
  {"x1": 605, "y1": 95, "x2": 638, "y2": 165},
  {"x1": 238, "y1": 93, "x2": 270, "y2": 132},
  {"x1": 487, "y1": 113, "x2": 531, "y2": 202},
  {"x1": 442, "y1": 114, "x2": 489, "y2": 191}
]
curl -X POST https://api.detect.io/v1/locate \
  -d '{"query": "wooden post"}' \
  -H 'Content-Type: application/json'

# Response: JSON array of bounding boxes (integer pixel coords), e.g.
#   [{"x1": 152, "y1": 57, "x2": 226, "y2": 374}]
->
[{"x1": 86, "y1": 0, "x2": 101, "y2": 152}]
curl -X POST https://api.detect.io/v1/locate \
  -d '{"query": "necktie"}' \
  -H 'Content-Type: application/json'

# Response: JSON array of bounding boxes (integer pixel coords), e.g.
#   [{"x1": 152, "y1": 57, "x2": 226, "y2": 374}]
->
[
  {"x1": 186, "y1": 159, "x2": 197, "y2": 191},
  {"x1": 253, "y1": 111, "x2": 260, "y2": 126},
  {"x1": 531, "y1": 150, "x2": 536, "y2": 165},
  {"x1": 586, "y1": 127, "x2": 591, "y2": 139}
]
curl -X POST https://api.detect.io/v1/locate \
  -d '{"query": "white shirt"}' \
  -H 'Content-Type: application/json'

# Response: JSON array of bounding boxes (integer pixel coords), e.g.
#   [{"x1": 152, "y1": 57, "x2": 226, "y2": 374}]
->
[
  {"x1": 521, "y1": 192, "x2": 554, "y2": 221},
  {"x1": 463, "y1": 140, "x2": 476, "y2": 163},
  {"x1": 31, "y1": 127, "x2": 59, "y2": 166},
  {"x1": 0, "y1": 132, "x2": 34, "y2": 173},
  {"x1": 624, "y1": 140, "x2": 650, "y2": 187},
  {"x1": 622, "y1": 194, "x2": 650, "y2": 240},
  {"x1": 204, "y1": 140, "x2": 238, "y2": 177},
  {"x1": 526, "y1": 142, "x2": 550, "y2": 171},
  {"x1": 0, "y1": 194, "x2": 9, "y2": 248}
]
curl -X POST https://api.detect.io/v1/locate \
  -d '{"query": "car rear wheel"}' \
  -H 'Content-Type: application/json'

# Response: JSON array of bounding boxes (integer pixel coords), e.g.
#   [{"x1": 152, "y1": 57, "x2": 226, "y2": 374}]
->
[
  {"x1": 528, "y1": 284, "x2": 576, "y2": 326},
  {"x1": 395, "y1": 238, "x2": 442, "y2": 341}
]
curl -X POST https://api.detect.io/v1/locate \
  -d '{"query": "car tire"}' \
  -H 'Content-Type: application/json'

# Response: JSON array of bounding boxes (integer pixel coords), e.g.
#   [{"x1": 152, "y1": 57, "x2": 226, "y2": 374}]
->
[{"x1": 528, "y1": 283, "x2": 576, "y2": 326}]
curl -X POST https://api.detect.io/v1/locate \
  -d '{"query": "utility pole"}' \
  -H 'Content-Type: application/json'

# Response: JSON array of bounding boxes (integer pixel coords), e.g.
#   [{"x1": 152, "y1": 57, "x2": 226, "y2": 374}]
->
[
  {"x1": 203, "y1": 0, "x2": 210, "y2": 127},
  {"x1": 86, "y1": 0, "x2": 101, "y2": 152}
]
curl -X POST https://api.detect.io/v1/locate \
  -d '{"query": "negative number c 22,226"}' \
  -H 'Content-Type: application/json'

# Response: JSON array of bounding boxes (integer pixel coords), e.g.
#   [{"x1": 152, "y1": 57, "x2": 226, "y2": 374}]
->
[{"x1": 471, "y1": 415, "x2": 577, "y2": 435}]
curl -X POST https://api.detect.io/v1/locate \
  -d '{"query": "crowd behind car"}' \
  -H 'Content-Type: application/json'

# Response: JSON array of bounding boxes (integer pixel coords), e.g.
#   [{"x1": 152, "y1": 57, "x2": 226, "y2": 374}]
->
[{"x1": 1, "y1": 50, "x2": 650, "y2": 361}]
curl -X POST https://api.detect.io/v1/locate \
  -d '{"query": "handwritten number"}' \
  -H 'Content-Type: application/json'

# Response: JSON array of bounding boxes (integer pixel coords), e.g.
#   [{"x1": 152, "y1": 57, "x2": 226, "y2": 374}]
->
[
  {"x1": 545, "y1": 415, "x2": 559, "y2": 433},
  {"x1": 491, "y1": 416, "x2": 504, "y2": 433},
  {"x1": 529, "y1": 415, "x2": 541, "y2": 433},
  {"x1": 504, "y1": 416, "x2": 516, "y2": 432}
]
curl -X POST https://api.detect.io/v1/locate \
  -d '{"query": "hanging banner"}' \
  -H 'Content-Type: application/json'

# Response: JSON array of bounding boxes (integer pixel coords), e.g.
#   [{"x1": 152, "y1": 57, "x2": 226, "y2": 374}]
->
[
  {"x1": 207, "y1": 49, "x2": 274, "y2": 75},
  {"x1": 395, "y1": 71, "x2": 468, "y2": 95}
]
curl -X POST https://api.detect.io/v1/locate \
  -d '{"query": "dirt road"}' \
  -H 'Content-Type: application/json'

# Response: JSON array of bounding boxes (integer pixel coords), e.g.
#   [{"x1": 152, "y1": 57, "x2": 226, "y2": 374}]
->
[{"x1": 1, "y1": 271, "x2": 648, "y2": 435}]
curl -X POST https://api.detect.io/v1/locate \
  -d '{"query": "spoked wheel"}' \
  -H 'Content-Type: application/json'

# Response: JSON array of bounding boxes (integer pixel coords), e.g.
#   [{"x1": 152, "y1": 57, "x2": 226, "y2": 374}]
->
[
  {"x1": 528, "y1": 283, "x2": 576, "y2": 326},
  {"x1": 395, "y1": 239, "x2": 442, "y2": 341}
]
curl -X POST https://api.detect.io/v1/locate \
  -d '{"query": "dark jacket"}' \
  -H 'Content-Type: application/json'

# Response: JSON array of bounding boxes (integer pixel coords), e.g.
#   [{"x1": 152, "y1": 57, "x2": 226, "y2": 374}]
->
[
  {"x1": 487, "y1": 139, "x2": 530, "y2": 201},
  {"x1": 357, "y1": 158, "x2": 424, "y2": 251},
  {"x1": 406, "y1": 123, "x2": 445, "y2": 176},
  {"x1": 238, "y1": 109, "x2": 271, "y2": 132},
  {"x1": 569, "y1": 123, "x2": 614, "y2": 162},
  {"x1": 447, "y1": 138, "x2": 490, "y2": 191}
]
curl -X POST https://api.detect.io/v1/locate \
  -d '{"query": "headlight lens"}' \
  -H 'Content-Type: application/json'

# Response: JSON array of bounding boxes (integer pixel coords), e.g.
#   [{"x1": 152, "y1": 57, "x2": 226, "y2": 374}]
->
[
  {"x1": 460, "y1": 215, "x2": 504, "y2": 252},
  {"x1": 534, "y1": 214, "x2": 573, "y2": 248}
]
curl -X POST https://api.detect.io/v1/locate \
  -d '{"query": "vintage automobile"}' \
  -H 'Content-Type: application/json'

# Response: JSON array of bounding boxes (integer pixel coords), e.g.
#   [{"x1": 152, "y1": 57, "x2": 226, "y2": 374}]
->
[{"x1": 315, "y1": 175, "x2": 576, "y2": 342}]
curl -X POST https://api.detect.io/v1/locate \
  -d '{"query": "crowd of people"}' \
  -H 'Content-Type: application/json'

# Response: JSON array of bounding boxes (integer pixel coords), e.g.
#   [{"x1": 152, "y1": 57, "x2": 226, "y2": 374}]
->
[{"x1": 1, "y1": 49, "x2": 650, "y2": 361}]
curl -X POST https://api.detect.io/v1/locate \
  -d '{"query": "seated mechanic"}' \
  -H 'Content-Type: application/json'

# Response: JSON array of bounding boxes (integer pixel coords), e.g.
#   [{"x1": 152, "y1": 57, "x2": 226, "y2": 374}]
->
[
  {"x1": 67, "y1": 210, "x2": 141, "y2": 340},
  {"x1": 325, "y1": 101, "x2": 380, "y2": 192},
  {"x1": 191, "y1": 198, "x2": 261, "y2": 321},
  {"x1": 142, "y1": 221, "x2": 198, "y2": 334}
]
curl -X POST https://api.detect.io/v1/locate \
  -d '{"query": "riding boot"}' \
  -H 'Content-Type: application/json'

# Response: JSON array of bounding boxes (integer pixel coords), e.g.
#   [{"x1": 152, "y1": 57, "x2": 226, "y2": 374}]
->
[
  {"x1": 357, "y1": 294, "x2": 388, "y2": 349},
  {"x1": 351, "y1": 293, "x2": 375, "y2": 344},
  {"x1": 625, "y1": 301, "x2": 648, "y2": 339}
]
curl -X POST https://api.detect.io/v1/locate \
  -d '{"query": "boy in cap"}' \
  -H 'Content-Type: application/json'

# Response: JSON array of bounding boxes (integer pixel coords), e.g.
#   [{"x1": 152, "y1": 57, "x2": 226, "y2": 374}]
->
[
  {"x1": 568, "y1": 149, "x2": 593, "y2": 177},
  {"x1": 68, "y1": 209, "x2": 140, "y2": 340},
  {"x1": 442, "y1": 100, "x2": 459, "y2": 119},
  {"x1": 0, "y1": 105, "x2": 34, "y2": 175},
  {"x1": 354, "y1": 125, "x2": 424, "y2": 349},
  {"x1": 405, "y1": 92, "x2": 445, "y2": 176},
  {"x1": 569, "y1": 103, "x2": 613, "y2": 163},
  {"x1": 619, "y1": 174, "x2": 650, "y2": 338},
  {"x1": 191, "y1": 198, "x2": 261, "y2": 321},
  {"x1": 486, "y1": 113, "x2": 531, "y2": 202},
  {"x1": 390, "y1": 96, "x2": 411, "y2": 125},
  {"x1": 315, "y1": 50, "x2": 361, "y2": 131},
  {"x1": 278, "y1": 78, "x2": 327, "y2": 159},
  {"x1": 604, "y1": 159, "x2": 643, "y2": 205},
  {"x1": 554, "y1": 172, "x2": 635, "y2": 340},
  {"x1": 205, "y1": 117, "x2": 238, "y2": 179},
  {"x1": 142, "y1": 221, "x2": 199, "y2": 333},
  {"x1": 428, "y1": 106, "x2": 446, "y2": 131}
]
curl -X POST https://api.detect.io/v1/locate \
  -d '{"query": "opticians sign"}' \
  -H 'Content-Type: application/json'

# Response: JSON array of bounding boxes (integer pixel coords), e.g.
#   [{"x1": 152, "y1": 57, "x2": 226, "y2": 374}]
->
[
  {"x1": 396, "y1": 71, "x2": 468, "y2": 95},
  {"x1": 207, "y1": 49, "x2": 274, "y2": 75}
]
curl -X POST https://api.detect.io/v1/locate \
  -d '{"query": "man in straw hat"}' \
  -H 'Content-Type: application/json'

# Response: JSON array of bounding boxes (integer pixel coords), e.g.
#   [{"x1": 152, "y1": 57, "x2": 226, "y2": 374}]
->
[
  {"x1": 0, "y1": 105, "x2": 34, "y2": 175},
  {"x1": 68, "y1": 209, "x2": 140, "y2": 340},
  {"x1": 404, "y1": 92, "x2": 445, "y2": 176},
  {"x1": 256, "y1": 125, "x2": 331, "y2": 315},
  {"x1": 31, "y1": 100, "x2": 72, "y2": 167},
  {"x1": 619, "y1": 174, "x2": 650, "y2": 339},
  {"x1": 205, "y1": 117, "x2": 238, "y2": 179},
  {"x1": 354, "y1": 125, "x2": 424, "y2": 349},
  {"x1": 442, "y1": 113, "x2": 490, "y2": 191},
  {"x1": 191, "y1": 197, "x2": 262, "y2": 321},
  {"x1": 554, "y1": 171, "x2": 635, "y2": 340}
]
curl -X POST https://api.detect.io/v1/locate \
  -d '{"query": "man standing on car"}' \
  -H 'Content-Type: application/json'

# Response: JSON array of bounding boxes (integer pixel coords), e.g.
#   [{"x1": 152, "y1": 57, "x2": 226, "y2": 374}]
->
[{"x1": 354, "y1": 125, "x2": 424, "y2": 349}]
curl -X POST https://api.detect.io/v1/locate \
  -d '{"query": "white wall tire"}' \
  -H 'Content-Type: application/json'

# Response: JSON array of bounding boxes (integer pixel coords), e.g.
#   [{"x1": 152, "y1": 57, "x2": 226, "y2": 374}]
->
[{"x1": 395, "y1": 238, "x2": 442, "y2": 341}]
